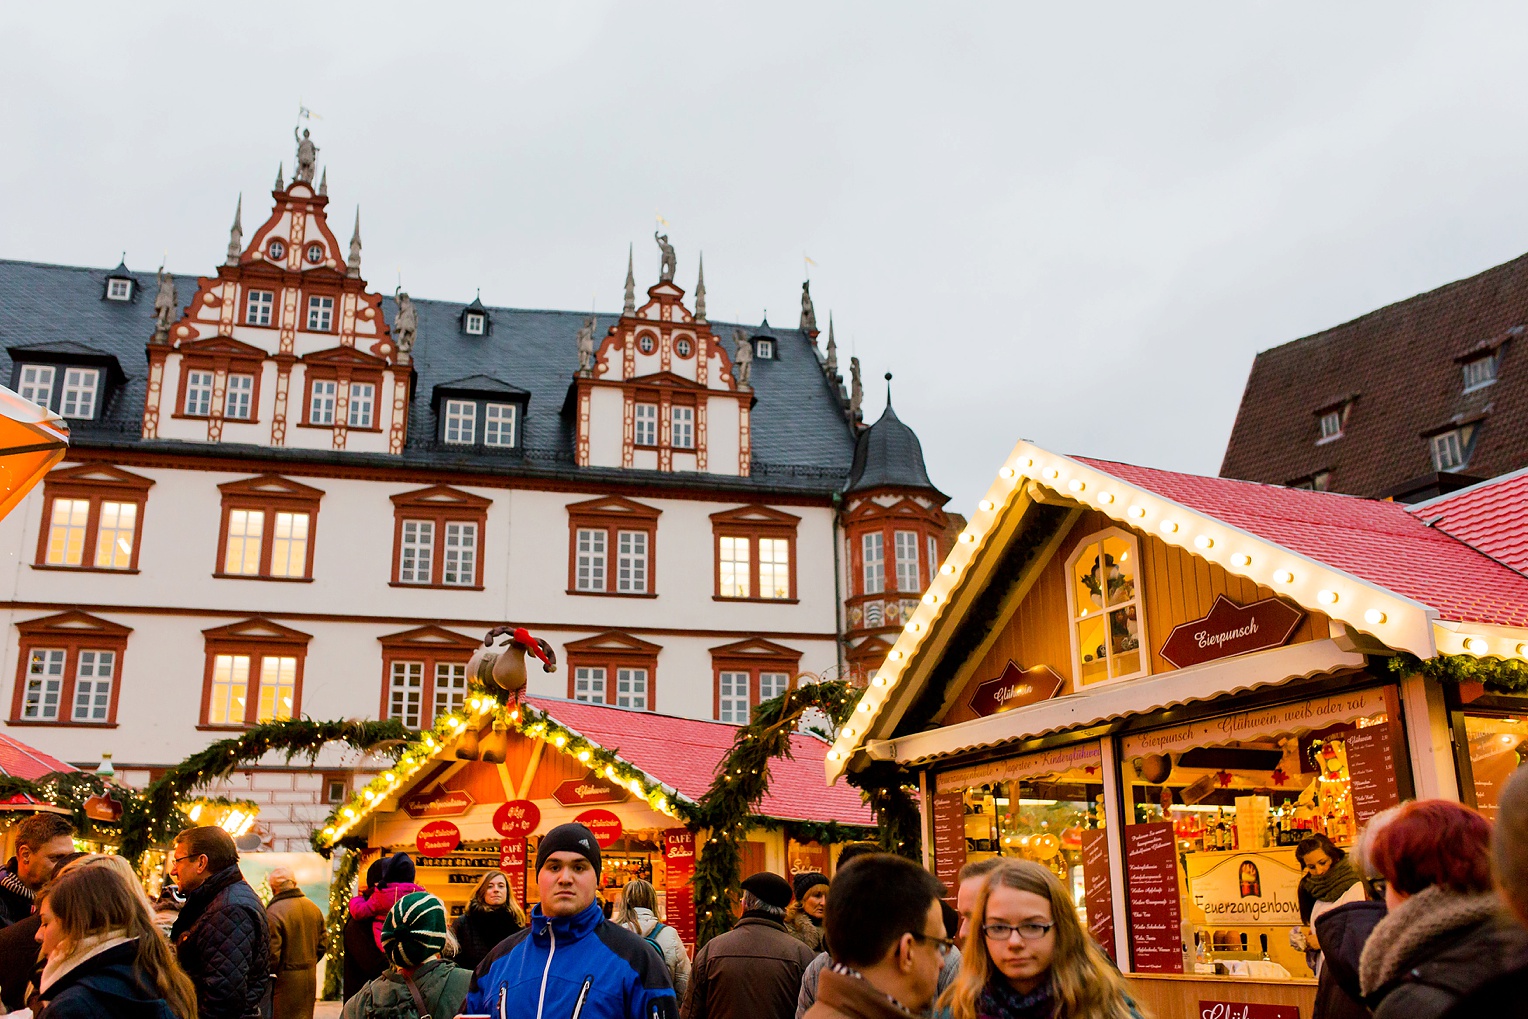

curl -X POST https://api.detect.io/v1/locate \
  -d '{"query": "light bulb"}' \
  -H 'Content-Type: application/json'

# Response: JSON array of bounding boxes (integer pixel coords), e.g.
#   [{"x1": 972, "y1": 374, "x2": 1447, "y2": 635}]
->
[
  {"x1": 923, "y1": 592, "x2": 939, "y2": 604},
  {"x1": 1231, "y1": 553, "x2": 1251, "y2": 567},
  {"x1": 941, "y1": 564, "x2": 955, "y2": 575},
  {"x1": 1364, "y1": 609, "x2": 1387, "y2": 625},
  {"x1": 999, "y1": 467, "x2": 1016, "y2": 479},
  {"x1": 1317, "y1": 590, "x2": 1338, "y2": 605},
  {"x1": 960, "y1": 532, "x2": 976, "y2": 543},
  {"x1": 1044, "y1": 467, "x2": 1060, "y2": 479},
  {"x1": 1161, "y1": 521, "x2": 1179, "y2": 534},
  {"x1": 1273, "y1": 570, "x2": 1294, "y2": 584},
  {"x1": 1098, "y1": 492, "x2": 1115, "y2": 505},
  {"x1": 979, "y1": 500, "x2": 995, "y2": 512},
  {"x1": 1464, "y1": 637, "x2": 1489, "y2": 654},
  {"x1": 1194, "y1": 535, "x2": 1213, "y2": 549},
  {"x1": 1128, "y1": 505, "x2": 1146, "y2": 519},
  {"x1": 1068, "y1": 479, "x2": 1085, "y2": 492}
]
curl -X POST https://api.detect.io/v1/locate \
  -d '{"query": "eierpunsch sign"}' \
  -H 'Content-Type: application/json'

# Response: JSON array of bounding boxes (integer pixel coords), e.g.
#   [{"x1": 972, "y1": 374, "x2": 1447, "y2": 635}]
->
[
  {"x1": 1159, "y1": 595, "x2": 1304, "y2": 670},
  {"x1": 967, "y1": 662, "x2": 1064, "y2": 718}
]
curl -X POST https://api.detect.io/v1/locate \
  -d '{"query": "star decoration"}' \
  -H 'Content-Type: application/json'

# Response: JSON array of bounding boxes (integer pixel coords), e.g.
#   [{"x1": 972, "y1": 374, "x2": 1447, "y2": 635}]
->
[
  {"x1": 1084, "y1": 766, "x2": 1098, "y2": 776},
  {"x1": 1216, "y1": 770, "x2": 1234, "y2": 788},
  {"x1": 1270, "y1": 768, "x2": 1289, "y2": 786}
]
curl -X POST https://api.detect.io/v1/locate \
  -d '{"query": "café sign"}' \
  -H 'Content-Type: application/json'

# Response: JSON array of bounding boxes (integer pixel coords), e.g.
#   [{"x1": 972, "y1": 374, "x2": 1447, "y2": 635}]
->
[
  {"x1": 966, "y1": 662, "x2": 1064, "y2": 718},
  {"x1": 1159, "y1": 595, "x2": 1304, "y2": 670}
]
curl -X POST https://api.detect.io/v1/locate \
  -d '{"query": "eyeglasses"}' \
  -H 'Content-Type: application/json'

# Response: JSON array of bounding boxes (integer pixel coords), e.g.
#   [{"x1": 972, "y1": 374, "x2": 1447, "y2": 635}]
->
[
  {"x1": 171, "y1": 854, "x2": 204, "y2": 867},
  {"x1": 909, "y1": 931, "x2": 959, "y2": 957},
  {"x1": 982, "y1": 922, "x2": 1054, "y2": 942}
]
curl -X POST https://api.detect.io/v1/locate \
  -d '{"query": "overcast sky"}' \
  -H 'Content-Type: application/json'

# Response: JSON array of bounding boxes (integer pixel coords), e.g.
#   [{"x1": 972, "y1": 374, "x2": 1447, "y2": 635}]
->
[{"x1": 6, "y1": 3, "x2": 1528, "y2": 513}]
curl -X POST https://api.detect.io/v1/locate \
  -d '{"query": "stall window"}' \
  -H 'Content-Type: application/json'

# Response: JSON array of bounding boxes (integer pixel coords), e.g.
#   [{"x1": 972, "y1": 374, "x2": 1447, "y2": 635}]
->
[
  {"x1": 1459, "y1": 712, "x2": 1528, "y2": 820},
  {"x1": 1066, "y1": 528, "x2": 1146, "y2": 686},
  {"x1": 1118, "y1": 686, "x2": 1405, "y2": 977}
]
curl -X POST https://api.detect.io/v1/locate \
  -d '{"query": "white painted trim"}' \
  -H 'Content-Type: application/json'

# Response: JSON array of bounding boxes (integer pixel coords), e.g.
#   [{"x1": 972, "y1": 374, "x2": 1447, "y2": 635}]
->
[
  {"x1": 1400, "y1": 670, "x2": 1457, "y2": 801},
  {"x1": 1063, "y1": 525, "x2": 1151, "y2": 691},
  {"x1": 1099, "y1": 737, "x2": 1130, "y2": 966},
  {"x1": 865, "y1": 638, "x2": 1366, "y2": 766}
]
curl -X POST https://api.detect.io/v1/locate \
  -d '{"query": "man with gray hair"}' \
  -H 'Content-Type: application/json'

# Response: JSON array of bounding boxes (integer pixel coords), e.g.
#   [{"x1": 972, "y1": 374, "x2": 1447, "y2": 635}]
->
[
  {"x1": 684, "y1": 872, "x2": 816, "y2": 1019},
  {"x1": 265, "y1": 866, "x2": 326, "y2": 1019}
]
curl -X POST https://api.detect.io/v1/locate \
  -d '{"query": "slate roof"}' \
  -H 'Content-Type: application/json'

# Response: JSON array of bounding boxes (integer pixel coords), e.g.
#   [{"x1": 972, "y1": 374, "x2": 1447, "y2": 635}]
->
[
  {"x1": 1079, "y1": 456, "x2": 1528, "y2": 627},
  {"x1": 0, "y1": 259, "x2": 858, "y2": 496},
  {"x1": 1220, "y1": 251, "x2": 1528, "y2": 498},
  {"x1": 526, "y1": 696, "x2": 873, "y2": 825},
  {"x1": 1408, "y1": 465, "x2": 1528, "y2": 575},
  {"x1": 845, "y1": 399, "x2": 944, "y2": 497}
]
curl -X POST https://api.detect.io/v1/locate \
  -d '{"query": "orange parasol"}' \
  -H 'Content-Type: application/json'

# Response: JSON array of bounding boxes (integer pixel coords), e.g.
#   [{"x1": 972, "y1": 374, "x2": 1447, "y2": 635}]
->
[{"x1": 0, "y1": 385, "x2": 69, "y2": 523}]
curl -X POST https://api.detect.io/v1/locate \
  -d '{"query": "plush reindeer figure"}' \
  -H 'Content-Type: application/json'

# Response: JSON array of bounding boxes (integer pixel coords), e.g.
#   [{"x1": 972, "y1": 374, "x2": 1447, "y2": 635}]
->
[{"x1": 467, "y1": 626, "x2": 558, "y2": 703}]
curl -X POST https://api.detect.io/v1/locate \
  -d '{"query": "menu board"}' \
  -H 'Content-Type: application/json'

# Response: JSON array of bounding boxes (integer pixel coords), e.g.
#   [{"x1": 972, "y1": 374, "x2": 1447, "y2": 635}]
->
[
  {"x1": 1124, "y1": 822, "x2": 1183, "y2": 973},
  {"x1": 663, "y1": 829, "x2": 697, "y2": 948},
  {"x1": 931, "y1": 792, "x2": 967, "y2": 905},
  {"x1": 1346, "y1": 724, "x2": 1401, "y2": 826},
  {"x1": 498, "y1": 838, "x2": 526, "y2": 906},
  {"x1": 1080, "y1": 828, "x2": 1116, "y2": 959}
]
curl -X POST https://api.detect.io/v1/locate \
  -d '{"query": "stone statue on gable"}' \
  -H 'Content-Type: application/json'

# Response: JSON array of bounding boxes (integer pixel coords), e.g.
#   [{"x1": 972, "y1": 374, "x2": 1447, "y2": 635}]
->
[
  {"x1": 393, "y1": 290, "x2": 418, "y2": 356},
  {"x1": 800, "y1": 280, "x2": 817, "y2": 333},
  {"x1": 293, "y1": 127, "x2": 320, "y2": 184},
  {"x1": 152, "y1": 268, "x2": 177, "y2": 341},
  {"x1": 654, "y1": 231, "x2": 676, "y2": 283},
  {"x1": 732, "y1": 328, "x2": 753, "y2": 388},
  {"x1": 850, "y1": 356, "x2": 863, "y2": 419},
  {"x1": 576, "y1": 316, "x2": 596, "y2": 373}
]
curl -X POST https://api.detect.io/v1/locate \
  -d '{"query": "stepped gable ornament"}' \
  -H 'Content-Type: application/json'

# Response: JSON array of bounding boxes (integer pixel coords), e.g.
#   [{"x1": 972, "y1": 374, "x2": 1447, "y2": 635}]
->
[
  {"x1": 225, "y1": 195, "x2": 243, "y2": 266},
  {"x1": 694, "y1": 254, "x2": 707, "y2": 321},
  {"x1": 654, "y1": 230, "x2": 676, "y2": 283},
  {"x1": 347, "y1": 209, "x2": 363, "y2": 277},
  {"x1": 576, "y1": 315, "x2": 596, "y2": 373},
  {"x1": 824, "y1": 314, "x2": 838, "y2": 378},
  {"x1": 274, "y1": 163, "x2": 284, "y2": 192},
  {"x1": 293, "y1": 127, "x2": 319, "y2": 184},
  {"x1": 392, "y1": 290, "x2": 418, "y2": 357},
  {"x1": 318, "y1": 166, "x2": 328, "y2": 197},
  {"x1": 800, "y1": 279, "x2": 817, "y2": 333},
  {"x1": 732, "y1": 328, "x2": 753, "y2": 388},
  {"x1": 849, "y1": 356, "x2": 863, "y2": 419},
  {"x1": 152, "y1": 268, "x2": 177, "y2": 341},
  {"x1": 1159, "y1": 594, "x2": 1305, "y2": 670}
]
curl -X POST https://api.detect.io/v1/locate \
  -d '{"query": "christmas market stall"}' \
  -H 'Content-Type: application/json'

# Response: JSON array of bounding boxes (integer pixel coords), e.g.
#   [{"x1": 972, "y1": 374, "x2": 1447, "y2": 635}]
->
[
  {"x1": 0, "y1": 733, "x2": 77, "y2": 844},
  {"x1": 827, "y1": 441, "x2": 1528, "y2": 1019},
  {"x1": 321, "y1": 695, "x2": 874, "y2": 947}
]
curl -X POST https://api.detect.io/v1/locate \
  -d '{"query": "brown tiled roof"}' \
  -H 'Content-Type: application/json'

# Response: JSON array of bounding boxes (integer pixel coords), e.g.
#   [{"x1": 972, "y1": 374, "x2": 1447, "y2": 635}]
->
[{"x1": 1220, "y1": 251, "x2": 1528, "y2": 498}]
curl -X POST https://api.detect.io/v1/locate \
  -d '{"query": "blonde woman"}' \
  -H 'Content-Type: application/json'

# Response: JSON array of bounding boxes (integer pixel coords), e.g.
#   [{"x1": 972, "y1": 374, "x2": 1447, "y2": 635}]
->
[
  {"x1": 35, "y1": 863, "x2": 198, "y2": 1018},
  {"x1": 612, "y1": 878, "x2": 690, "y2": 1001},
  {"x1": 940, "y1": 860, "x2": 1143, "y2": 1019},
  {"x1": 450, "y1": 871, "x2": 526, "y2": 971}
]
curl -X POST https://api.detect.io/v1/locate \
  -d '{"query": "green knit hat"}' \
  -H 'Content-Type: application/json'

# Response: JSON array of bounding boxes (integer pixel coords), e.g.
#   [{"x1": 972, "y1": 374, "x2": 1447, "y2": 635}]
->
[{"x1": 381, "y1": 891, "x2": 448, "y2": 968}]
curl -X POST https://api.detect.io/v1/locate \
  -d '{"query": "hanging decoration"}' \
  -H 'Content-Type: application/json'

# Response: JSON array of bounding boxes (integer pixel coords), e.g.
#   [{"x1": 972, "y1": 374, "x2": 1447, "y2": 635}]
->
[{"x1": 1387, "y1": 652, "x2": 1528, "y2": 694}]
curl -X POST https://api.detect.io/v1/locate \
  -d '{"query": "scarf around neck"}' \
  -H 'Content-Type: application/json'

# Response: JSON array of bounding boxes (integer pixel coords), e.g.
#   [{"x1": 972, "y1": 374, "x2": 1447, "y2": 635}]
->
[
  {"x1": 978, "y1": 976, "x2": 1055, "y2": 1019},
  {"x1": 1303, "y1": 856, "x2": 1363, "y2": 904},
  {"x1": 0, "y1": 861, "x2": 34, "y2": 903},
  {"x1": 40, "y1": 929, "x2": 134, "y2": 993},
  {"x1": 1358, "y1": 884, "x2": 1501, "y2": 996}
]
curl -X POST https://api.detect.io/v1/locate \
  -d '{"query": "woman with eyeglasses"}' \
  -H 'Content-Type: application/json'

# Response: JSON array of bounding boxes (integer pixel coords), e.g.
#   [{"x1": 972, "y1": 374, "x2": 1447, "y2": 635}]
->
[{"x1": 939, "y1": 860, "x2": 1143, "y2": 1019}]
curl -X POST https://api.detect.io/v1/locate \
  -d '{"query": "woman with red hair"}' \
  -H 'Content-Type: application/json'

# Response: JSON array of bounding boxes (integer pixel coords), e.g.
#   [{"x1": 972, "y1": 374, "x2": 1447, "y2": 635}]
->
[{"x1": 1357, "y1": 799, "x2": 1528, "y2": 1019}]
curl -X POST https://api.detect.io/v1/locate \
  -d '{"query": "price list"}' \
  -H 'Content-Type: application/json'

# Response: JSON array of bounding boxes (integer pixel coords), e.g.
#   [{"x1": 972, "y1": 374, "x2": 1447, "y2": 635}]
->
[
  {"x1": 931, "y1": 791, "x2": 967, "y2": 905},
  {"x1": 1081, "y1": 828, "x2": 1116, "y2": 959},
  {"x1": 1346, "y1": 723, "x2": 1400, "y2": 826},
  {"x1": 1124, "y1": 822, "x2": 1182, "y2": 973}
]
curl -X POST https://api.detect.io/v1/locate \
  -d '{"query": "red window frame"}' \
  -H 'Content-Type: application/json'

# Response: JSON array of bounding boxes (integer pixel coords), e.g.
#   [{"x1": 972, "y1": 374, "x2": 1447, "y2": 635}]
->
[
  {"x1": 171, "y1": 339, "x2": 267, "y2": 423},
  {"x1": 710, "y1": 505, "x2": 801, "y2": 602},
  {"x1": 33, "y1": 463, "x2": 153, "y2": 573},
  {"x1": 299, "y1": 352, "x2": 386, "y2": 432},
  {"x1": 389, "y1": 486, "x2": 491, "y2": 590},
  {"x1": 566, "y1": 496, "x2": 661, "y2": 597},
  {"x1": 709, "y1": 638, "x2": 802, "y2": 723},
  {"x1": 564, "y1": 632, "x2": 661, "y2": 712},
  {"x1": 214, "y1": 474, "x2": 324, "y2": 581},
  {"x1": 377, "y1": 625, "x2": 480, "y2": 729},
  {"x1": 9, "y1": 611, "x2": 131, "y2": 726},
  {"x1": 198, "y1": 618, "x2": 312, "y2": 730}
]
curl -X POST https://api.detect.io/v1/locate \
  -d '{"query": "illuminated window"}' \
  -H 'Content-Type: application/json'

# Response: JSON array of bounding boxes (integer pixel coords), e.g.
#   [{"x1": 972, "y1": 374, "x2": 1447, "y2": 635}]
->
[
  {"x1": 224, "y1": 510, "x2": 265, "y2": 575},
  {"x1": 1067, "y1": 528, "x2": 1147, "y2": 685},
  {"x1": 256, "y1": 656, "x2": 297, "y2": 721},
  {"x1": 713, "y1": 505, "x2": 799, "y2": 601},
  {"x1": 200, "y1": 618, "x2": 310, "y2": 727},
  {"x1": 758, "y1": 538, "x2": 790, "y2": 600},
  {"x1": 718, "y1": 536, "x2": 750, "y2": 598},
  {"x1": 208, "y1": 654, "x2": 250, "y2": 725},
  {"x1": 93, "y1": 502, "x2": 137, "y2": 569},
  {"x1": 34, "y1": 465, "x2": 151, "y2": 572},
  {"x1": 45, "y1": 499, "x2": 90, "y2": 566},
  {"x1": 216, "y1": 475, "x2": 323, "y2": 581},
  {"x1": 268, "y1": 512, "x2": 310, "y2": 578}
]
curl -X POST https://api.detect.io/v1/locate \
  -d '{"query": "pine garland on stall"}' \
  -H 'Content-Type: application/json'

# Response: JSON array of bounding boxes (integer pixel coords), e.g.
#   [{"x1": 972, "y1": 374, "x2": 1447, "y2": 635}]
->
[
  {"x1": 320, "y1": 846, "x2": 365, "y2": 1000},
  {"x1": 845, "y1": 760, "x2": 922, "y2": 858},
  {"x1": 1387, "y1": 652, "x2": 1528, "y2": 694}
]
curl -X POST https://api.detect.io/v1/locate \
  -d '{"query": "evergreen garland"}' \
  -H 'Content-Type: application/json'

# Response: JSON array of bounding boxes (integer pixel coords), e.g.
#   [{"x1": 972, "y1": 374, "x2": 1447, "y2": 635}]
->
[
  {"x1": 845, "y1": 760, "x2": 922, "y2": 857},
  {"x1": 1386, "y1": 652, "x2": 1528, "y2": 693},
  {"x1": 320, "y1": 847, "x2": 365, "y2": 1001}
]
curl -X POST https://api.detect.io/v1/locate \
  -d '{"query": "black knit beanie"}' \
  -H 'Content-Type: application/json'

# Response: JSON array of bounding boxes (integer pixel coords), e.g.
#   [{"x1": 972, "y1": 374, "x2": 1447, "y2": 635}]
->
[
  {"x1": 793, "y1": 871, "x2": 829, "y2": 903},
  {"x1": 535, "y1": 823, "x2": 602, "y2": 873}
]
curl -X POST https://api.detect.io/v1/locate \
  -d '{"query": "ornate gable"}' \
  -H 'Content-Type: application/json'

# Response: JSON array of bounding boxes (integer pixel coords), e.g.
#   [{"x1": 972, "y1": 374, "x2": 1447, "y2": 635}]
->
[
  {"x1": 217, "y1": 473, "x2": 326, "y2": 504},
  {"x1": 17, "y1": 610, "x2": 133, "y2": 639},
  {"x1": 201, "y1": 617, "x2": 313, "y2": 645},
  {"x1": 377, "y1": 624, "x2": 481, "y2": 650},
  {"x1": 45, "y1": 462, "x2": 154, "y2": 493},
  {"x1": 563, "y1": 631, "x2": 663, "y2": 656}
]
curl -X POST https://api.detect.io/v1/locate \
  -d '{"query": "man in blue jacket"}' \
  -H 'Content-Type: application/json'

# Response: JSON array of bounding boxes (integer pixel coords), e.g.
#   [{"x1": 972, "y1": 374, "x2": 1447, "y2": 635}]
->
[{"x1": 465, "y1": 822, "x2": 678, "y2": 1019}]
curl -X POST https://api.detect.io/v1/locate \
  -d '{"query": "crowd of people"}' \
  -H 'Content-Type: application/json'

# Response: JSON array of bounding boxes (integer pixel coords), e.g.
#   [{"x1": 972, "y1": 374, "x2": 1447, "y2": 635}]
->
[{"x1": 3, "y1": 774, "x2": 1528, "y2": 1019}]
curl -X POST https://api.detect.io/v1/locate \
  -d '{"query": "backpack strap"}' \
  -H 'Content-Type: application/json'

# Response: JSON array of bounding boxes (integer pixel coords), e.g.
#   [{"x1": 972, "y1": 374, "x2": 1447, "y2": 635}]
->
[
  {"x1": 644, "y1": 922, "x2": 668, "y2": 947},
  {"x1": 402, "y1": 970, "x2": 433, "y2": 1019}
]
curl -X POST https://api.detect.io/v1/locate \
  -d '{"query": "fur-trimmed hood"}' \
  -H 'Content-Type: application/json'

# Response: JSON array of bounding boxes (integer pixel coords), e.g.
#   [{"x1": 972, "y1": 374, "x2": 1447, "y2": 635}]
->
[{"x1": 1360, "y1": 886, "x2": 1498, "y2": 996}]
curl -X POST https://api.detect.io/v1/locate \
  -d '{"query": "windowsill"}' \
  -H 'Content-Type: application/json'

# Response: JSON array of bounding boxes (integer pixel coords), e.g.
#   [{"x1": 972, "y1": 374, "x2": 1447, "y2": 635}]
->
[
  {"x1": 1463, "y1": 380, "x2": 1497, "y2": 394},
  {"x1": 712, "y1": 595, "x2": 800, "y2": 604},
  {"x1": 7, "y1": 719, "x2": 118, "y2": 728},
  {"x1": 172, "y1": 413, "x2": 265, "y2": 426},
  {"x1": 389, "y1": 582, "x2": 486, "y2": 591},
  {"x1": 296, "y1": 422, "x2": 384, "y2": 433},
  {"x1": 437, "y1": 442, "x2": 520, "y2": 451},
  {"x1": 567, "y1": 589, "x2": 660, "y2": 599},
  {"x1": 197, "y1": 724, "x2": 257, "y2": 732},
  {"x1": 31, "y1": 564, "x2": 140, "y2": 575},
  {"x1": 211, "y1": 573, "x2": 315, "y2": 583},
  {"x1": 1315, "y1": 434, "x2": 1343, "y2": 446}
]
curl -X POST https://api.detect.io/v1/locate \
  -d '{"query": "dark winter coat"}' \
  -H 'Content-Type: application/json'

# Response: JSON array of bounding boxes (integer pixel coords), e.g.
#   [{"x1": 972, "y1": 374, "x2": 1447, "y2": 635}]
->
[
  {"x1": 450, "y1": 906, "x2": 524, "y2": 972},
  {"x1": 805, "y1": 968, "x2": 922, "y2": 1019},
  {"x1": 1359, "y1": 885, "x2": 1528, "y2": 1019},
  {"x1": 267, "y1": 887, "x2": 327, "y2": 1019},
  {"x1": 1438, "y1": 934, "x2": 1528, "y2": 1019},
  {"x1": 683, "y1": 912, "x2": 817, "y2": 1019},
  {"x1": 170, "y1": 864, "x2": 271, "y2": 1019},
  {"x1": 1313, "y1": 898, "x2": 1386, "y2": 1019},
  {"x1": 340, "y1": 958, "x2": 471, "y2": 1019},
  {"x1": 36, "y1": 938, "x2": 179, "y2": 1019},
  {"x1": 342, "y1": 914, "x2": 387, "y2": 1002},
  {"x1": 0, "y1": 911, "x2": 42, "y2": 1010},
  {"x1": 0, "y1": 858, "x2": 35, "y2": 926}
]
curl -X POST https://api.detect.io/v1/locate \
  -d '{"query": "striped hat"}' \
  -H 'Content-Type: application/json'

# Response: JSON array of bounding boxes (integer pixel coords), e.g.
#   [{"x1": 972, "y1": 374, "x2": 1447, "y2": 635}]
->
[{"x1": 381, "y1": 891, "x2": 449, "y2": 968}]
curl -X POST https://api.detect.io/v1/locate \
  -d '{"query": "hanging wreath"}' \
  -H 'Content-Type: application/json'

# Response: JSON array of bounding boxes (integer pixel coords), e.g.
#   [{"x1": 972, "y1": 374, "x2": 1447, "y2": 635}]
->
[{"x1": 1386, "y1": 652, "x2": 1528, "y2": 694}]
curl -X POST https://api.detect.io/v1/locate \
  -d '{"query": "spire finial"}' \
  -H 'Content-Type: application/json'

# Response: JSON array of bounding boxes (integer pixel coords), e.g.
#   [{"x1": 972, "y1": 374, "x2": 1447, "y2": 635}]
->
[
  {"x1": 225, "y1": 194, "x2": 244, "y2": 267},
  {"x1": 623, "y1": 244, "x2": 636, "y2": 315},
  {"x1": 274, "y1": 163, "x2": 285, "y2": 191},
  {"x1": 824, "y1": 313, "x2": 838, "y2": 379},
  {"x1": 885, "y1": 371, "x2": 893, "y2": 405},
  {"x1": 347, "y1": 208, "x2": 363, "y2": 277},
  {"x1": 318, "y1": 167, "x2": 328, "y2": 196},
  {"x1": 694, "y1": 253, "x2": 707, "y2": 321}
]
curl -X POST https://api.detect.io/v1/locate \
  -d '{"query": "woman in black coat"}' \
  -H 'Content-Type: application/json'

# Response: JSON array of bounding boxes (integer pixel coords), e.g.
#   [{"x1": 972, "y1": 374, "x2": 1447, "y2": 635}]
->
[{"x1": 450, "y1": 871, "x2": 525, "y2": 971}]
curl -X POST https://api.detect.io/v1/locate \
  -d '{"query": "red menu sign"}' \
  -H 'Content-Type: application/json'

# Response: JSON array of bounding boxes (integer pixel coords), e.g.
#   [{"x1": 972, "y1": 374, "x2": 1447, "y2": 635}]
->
[
  {"x1": 554, "y1": 775, "x2": 632, "y2": 807},
  {"x1": 575, "y1": 808, "x2": 623, "y2": 847},
  {"x1": 1159, "y1": 595, "x2": 1304, "y2": 670},
  {"x1": 931, "y1": 792, "x2": 967, "y2": 906},
  {"x1": 499, "y1": 838, "x2": 526, "y2": 905},
  {"x1": 415, "y1": 819, "x2": 462, "y2": 858},
  {"x1": 664, "y1": 828, "x2": 697, "y2": 948},
  {"x1": 1198, "y1": 1003, "x2": 1300, "y2": 1019},
  {"x1": 402, "y1": 786, "x2": 475, "y2": 819},
  {"x1": 493, "y1": 799, "x2": 541, "y2": 838},
  {"x1": 1081, "y1": 828, "x2": 1116, "y2": 960},
  {"x1": 966, "y1": 662, "x2": 1064, "y2": 718},
  {"x1": 1346, "y1": 724, "x2": 1401, "y2": 826},
  {"x1": 1124, "y1": 822, "x2": 1182, "y2": 973}
]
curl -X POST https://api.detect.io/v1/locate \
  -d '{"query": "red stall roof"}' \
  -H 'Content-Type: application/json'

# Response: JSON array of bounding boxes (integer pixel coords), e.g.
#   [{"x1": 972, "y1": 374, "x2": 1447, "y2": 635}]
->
[
  {"x1": 526, "y1": 696, "x2": 874, "y2": 827},
  {"x1": 1409, "y1": 466, "x2": 1528, "y2": 576},
  {"x1": 0, "y1": 732, "x2": 75, "y2": 781}
]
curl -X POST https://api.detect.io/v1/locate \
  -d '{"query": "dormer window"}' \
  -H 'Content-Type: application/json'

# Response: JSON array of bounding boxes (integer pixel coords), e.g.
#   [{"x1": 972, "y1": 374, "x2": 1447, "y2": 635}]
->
[
  {"x1": 755, "y1": 338, "x2": 775, "y2": 360},
  {"x1": 18, "y1": 365, "x2": 55, "y2": 407},
  {"x1": 1462, "y1": 354, "x2": 1497, "y2": 392},
  {"x1": 61, "y1": 368, "x2": 100, "y2": 420},
  {"x1": 268, "y1": 240, "x2": 286, "y2": 261},
  {"x1": 106, "y1": 278, "x2": 132, "y2": 302},
  {"x1": 1431, "y1": 427, "x2": 1475, "y2": 472},
  {"x1": 483, "y1": 404, "x2": 517, "y2": 447},
  {"x1": 1318, "y1": 410, "x2": 1342, "y2": 440},
  {"x1": 305, "y1": 243, "x2": 324, "y2": 265},
  {"x1": 444, "y1": 401, "x2": 476, "y2": 444},
  {"x1": 464, "y1": 312, "x2": 485, "y2": 336}
]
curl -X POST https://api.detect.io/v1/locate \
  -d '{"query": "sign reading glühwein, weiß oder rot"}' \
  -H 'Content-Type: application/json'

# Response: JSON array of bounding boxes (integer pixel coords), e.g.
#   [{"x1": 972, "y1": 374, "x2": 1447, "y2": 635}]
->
[{"x1": 1159, "y1": 595, "x2": 1304, "y2": 670}]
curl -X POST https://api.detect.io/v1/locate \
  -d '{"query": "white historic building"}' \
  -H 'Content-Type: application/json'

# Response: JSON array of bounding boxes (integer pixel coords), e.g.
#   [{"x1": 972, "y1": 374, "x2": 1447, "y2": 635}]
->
[{"x1": 0, "y1": 139, "x2": 950, "y2": 850}]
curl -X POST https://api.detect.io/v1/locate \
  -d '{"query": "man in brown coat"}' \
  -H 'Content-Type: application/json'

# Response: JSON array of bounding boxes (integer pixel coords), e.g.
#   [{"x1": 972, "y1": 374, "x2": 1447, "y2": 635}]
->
[
  {"x1": 683, "y1": 872, "x2": 816, "y2": 1019},
  {"x1": 266, "y1": 867, "x2": 327, "y2": 1019}
]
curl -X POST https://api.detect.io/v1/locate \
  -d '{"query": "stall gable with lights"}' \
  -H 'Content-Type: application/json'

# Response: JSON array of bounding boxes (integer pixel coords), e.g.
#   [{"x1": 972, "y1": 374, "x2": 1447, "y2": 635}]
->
[{"x1": 826, "y1": 441, "x2": 1528, "y2": 1019}]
